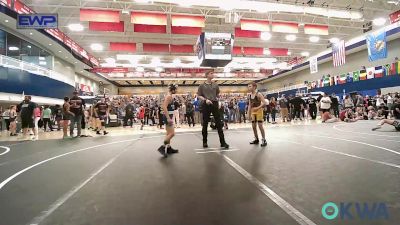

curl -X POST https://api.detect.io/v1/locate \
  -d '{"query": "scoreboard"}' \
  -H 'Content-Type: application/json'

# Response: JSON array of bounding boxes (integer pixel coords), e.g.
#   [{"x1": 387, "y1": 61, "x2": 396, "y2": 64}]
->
[{"x1": 196, "y1": 32, "x2": 234, "y2": 67}]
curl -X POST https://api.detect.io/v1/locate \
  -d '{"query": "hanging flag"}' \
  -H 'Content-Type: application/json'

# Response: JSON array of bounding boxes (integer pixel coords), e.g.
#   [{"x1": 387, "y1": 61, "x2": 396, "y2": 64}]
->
[
  {"x1": 334, "y1": 76, "x2": 339, "y2": 85},
  {"x1": 396, "y1": 61, "x2": 400, "y2": 75},
  {"x1": 338, "y1": 74, "x2": 347, "y2": 84},
  {"x1": 366, "y1": 30, "x2": 387, "y2": 61},
  {"x1": 323, "y1": 76, "x2": 330, "y2": 86},
  {"x1": 374, "y1": 66, "x2": 384, "y2": 78},
  {"x1": 346, "y1": 72, "x2": 353, "y2": 83},
  {"x1": 360, "y1": 69, "x2": 367, "y2": 80},
  {"x1": 332, "y1": 40, "x2": 346, "y2": 67},
  {"x1": 310, "y1": 56, "x2": 318, "y2": 74},
  {"x1": 366, "y1": 67, "x2": 375, "y2": 79},
  {"x1": 383, "y1": 64, "x2": 391, "y2": 76},
  {"x1": 353, "y1": 71, "x2": 360, "y2": 81},
  {"x1": 330, "y1": 76, "x2": 335, "y2": 86}
]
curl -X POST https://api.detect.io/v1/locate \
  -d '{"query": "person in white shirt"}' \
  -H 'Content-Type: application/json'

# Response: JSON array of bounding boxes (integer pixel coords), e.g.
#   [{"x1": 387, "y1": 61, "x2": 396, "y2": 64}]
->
[
  {"x1": 320, "y1": 93, "x2": 332, "y2": 113},
  {"x1": 376, "y1": 95, "x2": 385, "y2": 108}
]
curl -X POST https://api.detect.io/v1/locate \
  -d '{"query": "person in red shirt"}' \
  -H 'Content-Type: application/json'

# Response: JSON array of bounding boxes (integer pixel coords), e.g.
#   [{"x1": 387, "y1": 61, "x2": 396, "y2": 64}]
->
[{"x1": 137, "y1": 104, "x2": 145, "y2": 130}]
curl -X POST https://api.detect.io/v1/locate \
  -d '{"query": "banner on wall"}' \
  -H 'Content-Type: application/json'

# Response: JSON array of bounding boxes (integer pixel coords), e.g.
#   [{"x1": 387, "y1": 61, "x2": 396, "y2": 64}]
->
[
  {"x1": 79, "y1": 84, "x2": 94, "y2": 96},
  {"x1": 366, "y1": 29, "x2": 387, "y2": 62},
  {"x1": 309, "y1": 56, "x2": 318, "y2": 74},
  {"x1": 389, "y1": 10, "x2": 400, "y2": 24}
]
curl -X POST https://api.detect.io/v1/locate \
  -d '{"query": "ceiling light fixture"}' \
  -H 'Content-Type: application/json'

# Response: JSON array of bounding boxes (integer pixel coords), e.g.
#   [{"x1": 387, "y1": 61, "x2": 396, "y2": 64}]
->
[
  {"x1": 155, "y1": 67, "x2": 163, "y2": 72},
  {"x1": 372, "y1": 17, "x2": 386, "y2": 26},
  {"x1": 8, "y1": 46, "x2": 19, "y2": 51},
  {"x1": 287, "y1": 51, "x2": 292, "y2": 56},
  {"x1": 301, "y1": 51, "x2": 310, "y2": 57},
  {"x1": 29, "y1": 32, "x2": 33, "y2": 35},
  {"x1": 39, "y1": 57, "x2": 45, "y2": 60},
  {"x1": 105, "y1": 57, "x2": 116, "y2": 64},
  {"x1": 263, "y1": 48, "x2": 271, "y2": 55},
  {"x1": 260, "y1": 32, "x2": 272, "y2": 41},
  {"x1": 48, "y1": 43, "x2": 52, "y2": 46},
  {"x1": 5, "y1": 20, "x2": 9, "y2": 23},
  {"x1": 253, "y1": 68, "x2": 260, "y2": 73},
  {"x1": 136, "y1": 67, "x2": 145, "y2": 72},
  {"x1": 90, "y1": 43, "x2": 103, "y2": 51},
  {"x1": 309, "y1": 36, "x2": 320, "y2": 43},
  {"x1": 151, "y1": 57, "x2": 161, "y2": 65},
  {"x1": 286, "y1": 34, "x2": 297, "y2": 41},
  {"x1": 68, "y1": 23, "x2": 84, "y2": 31},
  {"x1": 27, "y1": 45, "x2": 31, "y2": 49}
]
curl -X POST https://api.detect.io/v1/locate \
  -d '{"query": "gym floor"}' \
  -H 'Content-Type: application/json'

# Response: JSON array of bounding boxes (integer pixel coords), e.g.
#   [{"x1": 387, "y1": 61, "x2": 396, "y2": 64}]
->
[{"x1": 0, "y1": 121, "x2": 399, "y2": 225}]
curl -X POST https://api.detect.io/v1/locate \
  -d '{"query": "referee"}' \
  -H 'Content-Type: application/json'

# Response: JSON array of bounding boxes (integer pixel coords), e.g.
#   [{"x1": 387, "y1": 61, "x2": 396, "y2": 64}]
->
[{"x1": 197, "y1": 71, "x2": 229, "y2": 149}]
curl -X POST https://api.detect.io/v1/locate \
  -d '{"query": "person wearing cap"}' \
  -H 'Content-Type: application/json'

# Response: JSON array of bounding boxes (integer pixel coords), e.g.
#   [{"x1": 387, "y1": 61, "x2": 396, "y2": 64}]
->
[
  {"x1": 197, "y1": 71, "x2": 229, "y2": 149},
  {"x1": 157, "y1": 84, "x2": 179, "y2": 157},
  {"x1": 70, "y1": 91, "x2": 86, "y2": 137}
]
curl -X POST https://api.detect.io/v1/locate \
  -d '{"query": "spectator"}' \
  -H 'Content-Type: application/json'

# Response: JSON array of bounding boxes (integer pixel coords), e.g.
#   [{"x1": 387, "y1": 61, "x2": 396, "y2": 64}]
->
[
  {"x1": 238, "y1": 98, "x2": 247, "y2": 123},
  {"x1": 320, "y1": 93, "x2": 332, "y2": 114},
  {"x1": 330, "y1": 93, "x2": 339, "y2": 117},
  {"x1": 278, "y1": 94, "x2": 290, "y2": 122}
]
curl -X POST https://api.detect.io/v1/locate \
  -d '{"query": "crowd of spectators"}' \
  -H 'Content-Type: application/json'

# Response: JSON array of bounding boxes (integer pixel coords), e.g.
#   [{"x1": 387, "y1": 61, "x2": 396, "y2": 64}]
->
[{"x1": 1, "y1": 91, "x2": 400, "y2": 139}]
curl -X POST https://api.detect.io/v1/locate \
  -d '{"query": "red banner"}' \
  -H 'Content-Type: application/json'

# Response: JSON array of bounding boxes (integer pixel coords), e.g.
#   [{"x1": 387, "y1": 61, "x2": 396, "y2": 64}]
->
[
  {"x1": 243, "y1": 47, "x2": 263, "y2": 55},
  {"x1": 80, "y1": 9, "x2": 120, "y2": 22},
  {"x1": 240, "y1": 19, "x2": 270, "y2": 32},
  {"x1": 171, "y1": 26, "x2": 202, "y2": 35},
  {"x1": 287, "y1": 56, "x2": 305, "y2": 66},
  {"x1": 233, "y1": 46, "x2": 242, "y2": 55},
  {"x1": 44, "y1": 29, "x2": 65, "y2": 43},
  {"x1": 89, "y1": 21, "x2": 124, "y2": 32},
  {"x1": 91, "y1": 67, "x2": 129, "y2": 73},
  {"x1": 234, "y1": 27, "x2": 260, "y2": 38},
  {"x1": 134, "y1": 24, "x2": 166, "y2": 33},
  {"x1": 14, "y1": 0, "x2": 35, "y2": 14},
  {"x1": 389, "y1": 10, "x2": 400, "y2": 24},
  {"x1": 0, "y1": 0, "x2": 11, "y2": 8},
  {"x1": 90, "y1": 57, "x2": 100, "y2": 67},
  {"x1": 170, "y1": 45, "x2": 194, "y2": 53},
  {"x1": 269, "y1": 48, "x2": 288, "y2": 56},
  {"x1": 143, "y1": 43, "x2": 169, "y2": 52},
  {"x1": 80, "y1": 84, "x2": 92, "y2": 93},
  {"x1": 109, "y1": 42, "x2": 136, "y2": 52}
]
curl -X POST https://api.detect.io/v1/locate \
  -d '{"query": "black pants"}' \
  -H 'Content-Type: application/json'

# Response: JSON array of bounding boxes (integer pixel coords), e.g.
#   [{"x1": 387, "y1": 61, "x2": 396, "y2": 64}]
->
[
  {"x1": 124, "y1": 115, "x2": 134, "y2": 127},
  {"x1": 186, "y1": 112, "x2": 195, "y2": 126},
  {"x1": 271, "y1": 110, "x2": 276, "y2": 122},
  {"x1": 202, "y1": 102, "x2": 226, "y2": 145},
  {"x1": 293, "y1": 108, "x2": 301, "y2": 119},
  {"x1": 239, "y1": 110, "x2": 246, "y2": 123},
  {"x1": 42, "y1": 118, "x2": 53, "y2": 131},
  {"x1": 309, "y1": 106, "x2": 317, "y2": 119},
  {"x1": 5, "y1": 119, "x2": 10, "y2": 131},
  {"x1": 158, "y1": 114, "x2": 164, "y2": 128},
  {"x1": 332, "y1": 105, "x2": 339, "y2": 117}
]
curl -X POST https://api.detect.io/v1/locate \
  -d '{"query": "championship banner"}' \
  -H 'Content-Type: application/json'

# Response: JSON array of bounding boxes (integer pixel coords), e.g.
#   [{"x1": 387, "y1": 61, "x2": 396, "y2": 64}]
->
[
  {"x1": 309, "y1": 56, "x2": 318, "y2": 74},
  {"x1": 366, "y1": 30, "x2": 387, "y2": 61}
]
